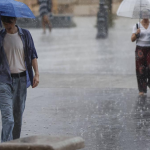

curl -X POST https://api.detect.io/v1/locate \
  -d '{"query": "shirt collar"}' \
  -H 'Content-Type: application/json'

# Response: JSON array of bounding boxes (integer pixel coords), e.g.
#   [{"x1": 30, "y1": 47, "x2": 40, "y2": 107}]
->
[
  {"x1": 1, "y1": 25, "x2": 24, "y2": 38},
  {"x1": 16, "y1": 25, "x2": 24, "y2": 36}
]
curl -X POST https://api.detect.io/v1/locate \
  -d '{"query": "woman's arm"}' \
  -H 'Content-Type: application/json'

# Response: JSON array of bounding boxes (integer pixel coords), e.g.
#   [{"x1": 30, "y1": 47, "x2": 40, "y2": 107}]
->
[
  {"x1": 131, "y1": 28, "x2": 140, "y2": 42},
  {"x1": 131, "y1": 33, "x2": 137, "y2": 42}
]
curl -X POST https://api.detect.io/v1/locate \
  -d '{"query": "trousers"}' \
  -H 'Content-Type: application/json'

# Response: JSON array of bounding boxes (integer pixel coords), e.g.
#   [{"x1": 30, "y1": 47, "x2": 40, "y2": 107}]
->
[
  {"x1": 135, "y1": 46, "x2": 150, "y2": 93},
  {"x1": 0, "y1": 75, "x2": 27, "y2": 142}
]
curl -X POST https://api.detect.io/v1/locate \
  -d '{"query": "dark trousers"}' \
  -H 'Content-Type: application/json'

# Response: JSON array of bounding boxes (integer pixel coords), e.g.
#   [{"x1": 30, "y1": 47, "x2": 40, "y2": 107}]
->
[{"x1": 135, "y1": 46, "x2": 150, "y2": 93}]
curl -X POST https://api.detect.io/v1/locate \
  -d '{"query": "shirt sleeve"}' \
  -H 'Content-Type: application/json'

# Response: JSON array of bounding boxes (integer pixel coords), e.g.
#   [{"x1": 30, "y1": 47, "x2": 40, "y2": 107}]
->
[
  {"x1": 132, "y1": 24, "x2": 137, "y2": 34},
  {"x1": 27, "y1": 31, "x2": 38, "y2": 60}
]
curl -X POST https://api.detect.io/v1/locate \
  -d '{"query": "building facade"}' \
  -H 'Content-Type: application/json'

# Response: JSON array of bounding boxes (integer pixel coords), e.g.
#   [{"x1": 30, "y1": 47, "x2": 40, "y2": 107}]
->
[{"x1": 16, "y1": 0, "x2": 121, "y2": 16}]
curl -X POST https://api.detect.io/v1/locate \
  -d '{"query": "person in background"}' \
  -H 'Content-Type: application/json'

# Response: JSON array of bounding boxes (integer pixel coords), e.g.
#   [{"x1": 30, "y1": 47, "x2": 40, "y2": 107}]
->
[
  {"x1": 131, "y1": 9, "x2": 150, "y2": 96},
  {"x1": 38, "y1": 0, "x2": 53, "y2": 34},
  {"x1": 0, "y1": 16, "x2": 39, "y2": 142}
]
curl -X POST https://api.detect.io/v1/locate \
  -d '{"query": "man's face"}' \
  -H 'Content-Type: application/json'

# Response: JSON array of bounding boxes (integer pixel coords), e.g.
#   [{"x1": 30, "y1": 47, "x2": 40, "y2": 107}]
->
[{"x1": 2, "y1": 19, "x2": 16, "y2": 31}]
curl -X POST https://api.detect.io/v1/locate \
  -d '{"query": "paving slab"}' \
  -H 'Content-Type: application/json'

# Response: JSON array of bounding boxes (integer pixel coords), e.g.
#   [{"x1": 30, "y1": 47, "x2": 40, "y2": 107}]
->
[{"x1": 0, "y1": 136, "x2": 84, "y2": 150}]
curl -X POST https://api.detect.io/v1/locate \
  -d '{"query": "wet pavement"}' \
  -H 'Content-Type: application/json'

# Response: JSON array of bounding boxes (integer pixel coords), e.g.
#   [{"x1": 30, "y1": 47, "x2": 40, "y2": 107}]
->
[
  {"x1": 1, "y1": 17, "x2": 150, "y2": 150},
  {"x1": 23, "y1": 88, "x2": 150, "y2": 150},
  {"x1": 30, "y1": 17, "x2": 140, "y2": 89},
  {"x1": 31, "y1": 17, "x2": 137, "y2": 75}
]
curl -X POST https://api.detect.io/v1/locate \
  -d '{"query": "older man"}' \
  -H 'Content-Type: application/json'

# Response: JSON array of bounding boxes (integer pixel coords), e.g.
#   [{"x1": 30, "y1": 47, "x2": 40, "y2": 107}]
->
[{"x1": 0, "y1": 16, "x2": 39, "y2": 142}]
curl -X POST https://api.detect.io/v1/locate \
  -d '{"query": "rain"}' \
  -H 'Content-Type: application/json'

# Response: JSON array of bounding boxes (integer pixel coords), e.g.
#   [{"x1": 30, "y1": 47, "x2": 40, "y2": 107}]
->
[{"x1": 1, "y1": 0, "x2": 150, "y2": 150}]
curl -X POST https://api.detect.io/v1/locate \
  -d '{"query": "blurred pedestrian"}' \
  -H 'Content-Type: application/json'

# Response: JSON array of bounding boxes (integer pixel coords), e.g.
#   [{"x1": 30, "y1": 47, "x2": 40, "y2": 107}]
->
[
  {"x1": 131, "y1": 9, "x2": 150, "y2": 96},
  {"x1": 0, "y1": 16, "x2": 39, "y2": 142},
  {"x1": 38, "y1": 0, "x2": 53, "y2": 34}
]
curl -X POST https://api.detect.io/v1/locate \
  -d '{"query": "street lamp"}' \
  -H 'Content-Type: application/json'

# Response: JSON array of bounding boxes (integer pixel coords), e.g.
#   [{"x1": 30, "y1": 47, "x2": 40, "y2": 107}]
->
[{"x1": 96, "y1": 0, "x2": 108, "y2": 39}]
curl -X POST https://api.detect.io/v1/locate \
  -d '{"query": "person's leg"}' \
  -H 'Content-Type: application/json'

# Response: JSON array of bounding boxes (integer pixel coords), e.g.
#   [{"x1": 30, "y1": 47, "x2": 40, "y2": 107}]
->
[
  {"x1": 47, "y1": 19, "x2": 52, "y2": 32},
  {"x1": 44, "y1": 15, "x2": 52, "y2": 32},
  {"x1": 12, "y1": 76, "x2": 27, "y2": 140},
  {"x1": 42, "y1": 14, "x2": 50, "y2": 34},
  {"x1": 42, "y1": 16, "x2": 46, "y2": 34},
  {"x1": 0, "y1": 83, "x2": 14, "y2": 142},
  {"x1": 146, "y1": 50, "x2": 150, "y2": 88},
  {"x1": 135, "y1": 47, "x2": 147, "y2": 94}
]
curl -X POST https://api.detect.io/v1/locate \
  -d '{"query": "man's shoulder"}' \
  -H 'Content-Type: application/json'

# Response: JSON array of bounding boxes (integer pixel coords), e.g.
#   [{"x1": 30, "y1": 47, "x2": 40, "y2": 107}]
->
[
  {"x1": 0, "y1": 29, "x2": 6, "y2": 41},
  {"x1": 0, "y1": 28, "x2": 5, "y2": 35},
  {"x1": 16, "y1": 25, "x2": 30, "y2": 36},
  {"x1": 0, "y1": 29, "x2": 4, "y2": 33},
  {"x1": 20, "y1": 28, "x2": 30, "y2": 35}
]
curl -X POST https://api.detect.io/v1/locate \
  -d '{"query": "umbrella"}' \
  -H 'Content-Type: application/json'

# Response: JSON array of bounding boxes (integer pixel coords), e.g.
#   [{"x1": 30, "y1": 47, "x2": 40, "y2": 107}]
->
[
  {"x1": 0, "y1": 0, "x2": 35, "y2": 27},
  {"x1": 117, "y1": 0, "x2": 150, "y2": 19}
]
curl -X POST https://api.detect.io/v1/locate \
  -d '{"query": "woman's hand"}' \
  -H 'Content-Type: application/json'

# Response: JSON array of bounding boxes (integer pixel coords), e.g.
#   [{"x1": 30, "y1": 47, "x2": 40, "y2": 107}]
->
[
  {"x1": 136, "y1": 28, "x2": 141, "y2": 34},
  {"x1": 131, "y1": 28, "x2": 141, "y2": 42}
]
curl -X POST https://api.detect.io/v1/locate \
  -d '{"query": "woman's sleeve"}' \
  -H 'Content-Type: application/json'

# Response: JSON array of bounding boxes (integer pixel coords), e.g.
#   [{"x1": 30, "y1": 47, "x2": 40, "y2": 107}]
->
[{"x1": 132, "y1": 24, "x2": 137, "y2": 33}]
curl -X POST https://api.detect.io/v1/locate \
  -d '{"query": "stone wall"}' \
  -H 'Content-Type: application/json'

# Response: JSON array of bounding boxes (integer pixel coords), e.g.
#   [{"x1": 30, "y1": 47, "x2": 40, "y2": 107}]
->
[
  {"x1": 112, "y1": 0, "x2": 122, "y2": 14},
  {"x1": 16, "y1": 0, "x2": 122, "y2": 16}
]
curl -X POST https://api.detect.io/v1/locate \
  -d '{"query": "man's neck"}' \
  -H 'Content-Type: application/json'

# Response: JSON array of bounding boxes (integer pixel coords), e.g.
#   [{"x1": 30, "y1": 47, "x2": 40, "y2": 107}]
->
[{"x1": 6, "y1": 26, "x2": 18, "y2": 34}]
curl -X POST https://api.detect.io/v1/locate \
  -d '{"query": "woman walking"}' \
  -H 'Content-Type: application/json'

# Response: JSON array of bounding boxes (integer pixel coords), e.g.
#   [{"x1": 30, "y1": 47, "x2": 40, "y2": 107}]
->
[
  {"x1": 131, "y1": 9, "x2": 150, "y2": 96},
  {"x1": 38, "y1": 0, "x2": 52, "y2": 34}
]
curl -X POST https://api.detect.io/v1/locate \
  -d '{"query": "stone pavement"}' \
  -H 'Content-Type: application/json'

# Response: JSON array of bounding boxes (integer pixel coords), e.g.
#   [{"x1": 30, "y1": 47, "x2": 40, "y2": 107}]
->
[
  {"x1": 0, "y1": 136, "x2": 84, "y2": 150},
  {"x1": 1, "y1": 17, "x2": 150, "y2": 150},
  {"x1": 23, "y1": 88, "x2": 150, "y2": 150}
]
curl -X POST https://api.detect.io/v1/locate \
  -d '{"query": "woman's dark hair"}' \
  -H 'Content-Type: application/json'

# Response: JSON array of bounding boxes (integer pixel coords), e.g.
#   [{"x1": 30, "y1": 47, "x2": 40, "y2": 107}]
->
[{"x1": 1, "y1": 16, "x2": 16, "y2": 23}]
